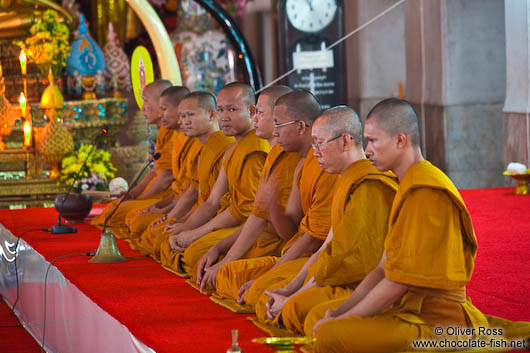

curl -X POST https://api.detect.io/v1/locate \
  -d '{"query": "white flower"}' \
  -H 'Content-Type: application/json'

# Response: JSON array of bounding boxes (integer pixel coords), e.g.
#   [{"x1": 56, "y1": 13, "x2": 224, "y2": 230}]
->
[
  {"x1": 109, "y1": 177, "x2": 128, "y2": 196},
  {"x1": 81, "y1": 183, "x2": 89, "y2": 190},
  {"x1": 507, "y1": 162, "x2": 527, "y2": 174}
]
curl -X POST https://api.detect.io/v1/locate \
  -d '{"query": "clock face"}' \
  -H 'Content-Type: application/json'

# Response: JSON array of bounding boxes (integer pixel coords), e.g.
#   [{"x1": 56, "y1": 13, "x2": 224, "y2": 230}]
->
[{"x1": 286, "y1": 0, "x2": 338, "y2": 33}]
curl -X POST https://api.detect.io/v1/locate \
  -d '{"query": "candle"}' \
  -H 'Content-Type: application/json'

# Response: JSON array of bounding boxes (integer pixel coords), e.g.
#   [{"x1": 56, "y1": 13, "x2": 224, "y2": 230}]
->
[
  {"x1": 23, "y1": 121, "x2": 31, "y2": 147},
  {"x1": 19, "y1": 92, "x2": 26, "y2": 118},
  {"x1": 19, "y1": 50, "x2": 27, "y2": 75}
]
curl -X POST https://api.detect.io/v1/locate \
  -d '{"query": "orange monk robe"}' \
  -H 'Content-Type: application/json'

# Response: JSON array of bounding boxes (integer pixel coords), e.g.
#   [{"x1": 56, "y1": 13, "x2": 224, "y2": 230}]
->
[
  {"x1": 136, "y1": 131, "x2": 235, "y2": 260},
  {"x1": 187, "y1": 144, "x2": 302, "y2": 286},
  {"x1": 214, "y1": 151, "x2": 338, "y2": 309},
  {"x1": 243, "y1": 145, "x2": 302, "y2": 258},
  {"x1": 125, "y1": 133, "x2": 202, "y2": 242},
  {"x1": 159, "y1": 130, "x2": 271, "y2": 275},
  {"x1": 312, "y1": 161, "x2": 530, "y2": 353},
  {"x1": 266, "y1": 159, "x2": 398, "y2": 334},
  {"x1": 90, "y1": 126, "x2": 175, "y2": 236}
]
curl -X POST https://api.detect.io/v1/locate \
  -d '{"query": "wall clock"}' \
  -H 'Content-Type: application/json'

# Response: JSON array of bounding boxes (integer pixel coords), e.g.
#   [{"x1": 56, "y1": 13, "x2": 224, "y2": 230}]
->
[{"x1": 278, "y1": 0, "x2": 346, "y2": 109}]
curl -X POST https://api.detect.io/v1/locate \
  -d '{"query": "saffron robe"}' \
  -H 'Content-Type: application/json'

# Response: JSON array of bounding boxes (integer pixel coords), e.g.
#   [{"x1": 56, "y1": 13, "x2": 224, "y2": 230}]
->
[
  {"x1": 256, "y1": 159, "x2": 398, "y2": 333},
  {"x1": 312, "y1": 161, "x2": 530, "y2": 353},
  {"x1": 262, "y1": 159, "x2": 398, "y2": 334},
  {"x1": 136, "y1": 131, "x2": 234, "y2": 260},
  {"x1": 90, "y1": 126, "x2": 175, "y2": 236},
  {"x1": 159, "y1": 130, "x2": 270, "y2": 275},
  {"x1": 187, "y1": 144, "x2": 302, "y2": 286},
  {"x1": 213, "y1": 151, "x2": 338, "y2": 310},
  {"x1": 125, "y1": 134, "x2": 202, "y2": 241}
]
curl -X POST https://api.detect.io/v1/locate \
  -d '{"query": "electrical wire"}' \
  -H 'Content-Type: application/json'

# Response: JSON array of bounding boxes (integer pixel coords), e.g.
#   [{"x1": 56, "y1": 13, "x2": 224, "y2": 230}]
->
[
  {"x1": 0, "y1": 295, "x2": 22, "y2": 327},
  {"x1": 256, "y1": 0, "x2": 406, "y2": 93},
  {"x1": 40, "y1": 252, "x2": 94, "y2": 353},
  {"x1": 0, "y1": 228, "x2": 48, "y2": 328}
]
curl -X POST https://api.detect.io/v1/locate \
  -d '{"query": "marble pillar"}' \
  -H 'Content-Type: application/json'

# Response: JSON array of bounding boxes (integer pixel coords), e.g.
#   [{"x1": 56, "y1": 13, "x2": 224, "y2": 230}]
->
[
  {"x1": 344, "y1": 0, "x2": 406, "y2": 120},
  {"x1": 503, "y1": 1, "x2": 530, "y2": 179},
  {"x1": 404, "y1": 0, "x2": 506, "y2": 188}
]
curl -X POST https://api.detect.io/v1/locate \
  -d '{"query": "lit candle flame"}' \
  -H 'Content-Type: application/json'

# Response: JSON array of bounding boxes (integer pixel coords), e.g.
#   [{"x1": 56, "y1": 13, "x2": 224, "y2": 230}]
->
[
  {"x1": 23, "y1": 121, "x2": 31, "y2": 147},
  {"x1": 19, "y1": 92, "x2": 26, "y2": 118},
  {"x1": 19, "y1": 50, "x2": 27, "y2": 75}
]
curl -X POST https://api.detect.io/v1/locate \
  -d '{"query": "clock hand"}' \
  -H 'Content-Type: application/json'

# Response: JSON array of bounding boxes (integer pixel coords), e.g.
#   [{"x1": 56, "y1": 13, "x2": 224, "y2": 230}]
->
[{"x1": 305, "y1": 0, "x2": 314, "y2": 11}]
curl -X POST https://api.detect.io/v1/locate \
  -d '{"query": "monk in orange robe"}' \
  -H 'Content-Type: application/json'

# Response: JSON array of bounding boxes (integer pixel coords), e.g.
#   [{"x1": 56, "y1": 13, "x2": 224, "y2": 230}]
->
[
  {"x1": 212, "y1": 91, "x2": 338, "y2": 313},
  {"x1": 91, "y1": 80, "x2": 176, "y2": 236},
  {"x1": 251, "y1": 106, "x2": 398, "y2": 335},
  {"x1": 124, "y1": 87, "x2": 202, "y2": 242},
  {"x1": 134, "y1": 91, "x2": 234, "y2": 259},
  {"x1": 158, "y1": 83, "x2": 270, "y2": 276},
  {"x1": 310, "y1": 98, "x2": 530, "y2": 353},
  {"x1": 193, "y1": 86, "x2": 301, "y2": 293}
]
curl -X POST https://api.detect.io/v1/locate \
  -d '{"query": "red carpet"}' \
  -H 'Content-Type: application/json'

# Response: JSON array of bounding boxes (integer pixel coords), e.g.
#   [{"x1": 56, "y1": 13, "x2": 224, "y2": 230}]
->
[
  {"x1": 0, "y1": 298, "x2": 42, "y2": 352},
  {"x1": 461, "y1": 188, "x2": 530, "y2": 322},
  {"x1": 0, "y1": 210, "x2": 265, "y2": 352},
  {"x1": 0, "y1": 187, "x2": 529, "y2": 352}
]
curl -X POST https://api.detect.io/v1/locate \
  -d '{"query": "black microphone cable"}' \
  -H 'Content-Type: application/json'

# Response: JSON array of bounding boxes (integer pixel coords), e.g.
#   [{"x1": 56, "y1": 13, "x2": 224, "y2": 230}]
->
[
  {"x1": 0, "y1": 227, "x2": 48, "y2": 328},
  {"x1": 40, "y1": 251, "x2": 95, "y2": 353}
]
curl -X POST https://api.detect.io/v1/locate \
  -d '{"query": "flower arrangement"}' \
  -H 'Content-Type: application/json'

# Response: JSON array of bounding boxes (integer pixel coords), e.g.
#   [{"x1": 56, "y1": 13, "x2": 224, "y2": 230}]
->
[
  {"x1": 58, "y1": 145, "x2": 117, "y2": 193},
  {"x1": 14, "y1": 10, "x2": 71, "y2": 78}
]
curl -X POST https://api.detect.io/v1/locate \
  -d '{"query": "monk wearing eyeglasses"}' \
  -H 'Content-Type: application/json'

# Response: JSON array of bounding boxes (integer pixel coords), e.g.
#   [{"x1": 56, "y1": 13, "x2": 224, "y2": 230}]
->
[
  {"x1": 211, "y1": 90, "x2": 338, "y2": 313},
  {"x1": 190, "y1": 86, "x2": 301, "y2": 294},
  {"x1": 310, "y1": 98, "x2": 530, "y2": 353},
  {"x1": 251, "y1": 105, "x2": 398, "y2": 336}
]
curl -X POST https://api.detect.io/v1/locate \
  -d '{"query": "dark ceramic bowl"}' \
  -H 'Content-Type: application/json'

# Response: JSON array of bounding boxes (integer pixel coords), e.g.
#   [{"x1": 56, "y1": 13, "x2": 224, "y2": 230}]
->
[{"x1": 54, "y1": 193, "x2": 93, "y2": 224}]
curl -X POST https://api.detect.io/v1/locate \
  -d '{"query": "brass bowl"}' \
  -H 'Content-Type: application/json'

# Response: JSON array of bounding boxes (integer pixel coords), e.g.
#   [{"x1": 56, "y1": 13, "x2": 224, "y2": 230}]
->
[
  {"x1": 503, "y1": 171, "x2": 530, "y2": 195},
  {"x1": 252, "y1": 336, "x2": 315, "y2": 352}
]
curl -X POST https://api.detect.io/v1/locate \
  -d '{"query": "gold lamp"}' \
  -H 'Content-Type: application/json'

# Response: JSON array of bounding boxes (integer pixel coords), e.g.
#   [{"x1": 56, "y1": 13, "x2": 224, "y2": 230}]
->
[
  {"x1": 37, "y1": 69, "x2": 73, "y2": 178},
  {"x1": 40, "y1": 70, "x2": 64, "y2": 122}
]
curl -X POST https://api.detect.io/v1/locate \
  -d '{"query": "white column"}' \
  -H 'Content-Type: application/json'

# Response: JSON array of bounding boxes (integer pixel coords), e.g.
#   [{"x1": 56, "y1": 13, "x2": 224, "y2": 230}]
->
[
  {"x1": 503, "y1": 0, "x2": 530, "y2": 172},
  {"x1": 404, "y1": 0, "x2": 506, "y2": 188}
]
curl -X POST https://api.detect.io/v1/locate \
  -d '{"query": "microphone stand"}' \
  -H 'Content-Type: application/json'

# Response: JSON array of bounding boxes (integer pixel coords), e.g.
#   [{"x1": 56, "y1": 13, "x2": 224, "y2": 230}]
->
[
  {"x1": 49, "y1": 126, "x2": 109, "y2": 234},
  {"x1": 89, "y1": 152, "x2": 161, "y2": 263}
]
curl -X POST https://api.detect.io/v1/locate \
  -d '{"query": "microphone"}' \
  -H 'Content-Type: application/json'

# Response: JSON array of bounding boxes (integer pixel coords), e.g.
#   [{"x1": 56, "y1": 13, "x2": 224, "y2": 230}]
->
[
  {"x1": 50, "y1": 126, "x2": 109, "y2": 234},
  {"x1": 101, "y1": 152, "x2": 161, "y2": 233}
]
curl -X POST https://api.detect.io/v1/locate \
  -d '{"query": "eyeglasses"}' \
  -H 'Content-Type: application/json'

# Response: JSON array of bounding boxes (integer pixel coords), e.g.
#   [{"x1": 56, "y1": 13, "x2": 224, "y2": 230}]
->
[
  {"x1": 273, "y1": 120, "x2": 310, "y2": 129},
  {"x1": 311, "y1": 134, "x2": 351, "y2": 151}
]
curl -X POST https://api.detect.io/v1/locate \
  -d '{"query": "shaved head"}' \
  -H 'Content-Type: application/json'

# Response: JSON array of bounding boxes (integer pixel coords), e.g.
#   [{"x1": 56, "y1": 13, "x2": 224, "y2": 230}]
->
[
  {"x1": 160, "y1": 86, "x2": 190, "y2": 107},
  {"x1": 275, "y1": 90, "x2": 321, "y2": 124},
  {"x1": 366, "y1": 98, "x2": 421, "y2": 147},
  {"x1": 144, "y1": 79, "x2": 172, "y2": 98},
  {"x1": 221, "y1": 82, "x2": 256, "y2": 107},
  {"x1": 181, "y1": 91, "x2": 217, "y2": 112},
  {"x1": 141, "y1": 79, "x2": 172, "y2": 124},
  {"x1": 317, "y1": 105, "x2": 363, "y2": 147},
  {"x1": 259, "y1": 85, "x2": 292, "y2": 106}
]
